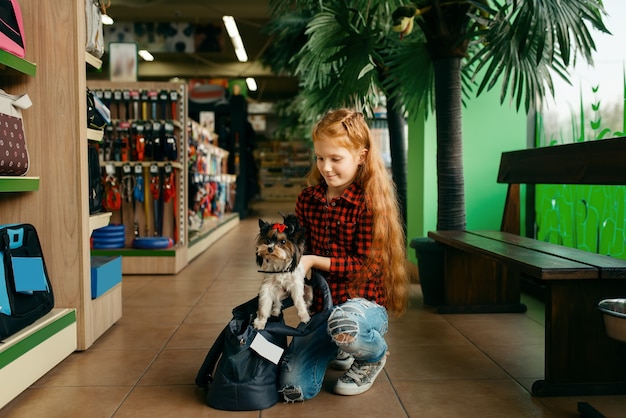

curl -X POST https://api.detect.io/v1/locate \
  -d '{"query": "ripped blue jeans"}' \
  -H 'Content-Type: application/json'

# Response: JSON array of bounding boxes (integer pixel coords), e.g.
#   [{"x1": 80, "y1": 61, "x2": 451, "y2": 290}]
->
[{"x1": 279, "y1": 298, "x2": 388, "y2": 401}]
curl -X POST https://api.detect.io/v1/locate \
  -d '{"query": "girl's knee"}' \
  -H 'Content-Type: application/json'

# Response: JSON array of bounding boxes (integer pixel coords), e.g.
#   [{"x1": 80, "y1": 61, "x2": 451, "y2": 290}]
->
[{"x1": 327, "y1": 305, "x2": 361, "y2": 345}]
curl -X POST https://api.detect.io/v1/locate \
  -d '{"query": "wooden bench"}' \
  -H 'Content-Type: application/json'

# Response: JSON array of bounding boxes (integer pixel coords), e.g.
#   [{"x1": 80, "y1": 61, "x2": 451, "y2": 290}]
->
[{"x1": 427, "y1": 136, "x2": 626, "y2": 397}]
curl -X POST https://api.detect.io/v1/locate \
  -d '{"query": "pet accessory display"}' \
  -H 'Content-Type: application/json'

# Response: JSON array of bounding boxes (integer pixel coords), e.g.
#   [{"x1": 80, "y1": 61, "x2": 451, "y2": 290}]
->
[
  {"x1": 91, "y1": 223, "x2": 125, "y2": 249},
  {"x1": 195, "y1": 272, "x2": 333, "y2": 411},
  {"x1": 102, "y1": 171, "x2": 122, "y2": 211},
  {"x1": 0, "y1": 0, "x2": 26, "y2": 58},
  {"x1": 0, "y1": 88, "x2": 31, "y2": 176},
  {"x1": 0, "y1": 224, "x2": 54, "y2": 340}
]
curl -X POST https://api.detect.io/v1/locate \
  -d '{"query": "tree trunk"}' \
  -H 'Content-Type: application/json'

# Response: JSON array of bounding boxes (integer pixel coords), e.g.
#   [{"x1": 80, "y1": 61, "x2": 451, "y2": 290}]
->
[
  {"x1": 386, "y1": 95, "x2": 408, "y2": 229},
  {"x1": 433, "y1": 57, "x2": 466, "y2": 230}
]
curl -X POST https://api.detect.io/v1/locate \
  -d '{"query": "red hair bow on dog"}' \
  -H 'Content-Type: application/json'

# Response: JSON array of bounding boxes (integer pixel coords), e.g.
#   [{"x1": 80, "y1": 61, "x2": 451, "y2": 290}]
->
[{"x1": 272, "y1": 223, "x2": 286, "y2": 233}]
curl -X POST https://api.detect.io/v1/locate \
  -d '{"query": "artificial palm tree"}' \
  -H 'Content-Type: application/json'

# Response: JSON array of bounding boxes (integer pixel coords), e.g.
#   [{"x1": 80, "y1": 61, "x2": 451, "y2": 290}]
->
[
  {"x1": 386, "y1": 0, "x2": 609, "y2": 230},
  {"x1": 261, "y1": 0, "x2": 410, "y2": 226}
]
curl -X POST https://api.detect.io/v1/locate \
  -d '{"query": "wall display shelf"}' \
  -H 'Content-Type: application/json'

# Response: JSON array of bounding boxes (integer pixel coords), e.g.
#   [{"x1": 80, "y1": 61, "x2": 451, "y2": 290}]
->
[
  {"x1": 86, "y1": 127, "x2": 103, "y2": 142},
  {"x1": 0, "y1": 176, "x2": 40, "y2": 192},
  {"x1": 0, "y1": 1, "x2": 97, "y2": 410},
  {"x1": 187, "y1": 212, "x2": 239, "y2": 262},
  {"x1": 89, "y1": 211, "x2": 112, "y2": 235},
  {"x1": 86, "y1": 81, "x2": 188, "y2": 274},
  {"x1": 0, "y1": 0, "x2": 120, "y2": 366},
  {"x1": 84, "y1": 51, "x2": 102, "y2": 70},
  {"x1": 0, "y1": 50, "x2": 36, "y2": 77},
  {"x1": 0, "y1": 308, "x2": 77, "y2": 408}
]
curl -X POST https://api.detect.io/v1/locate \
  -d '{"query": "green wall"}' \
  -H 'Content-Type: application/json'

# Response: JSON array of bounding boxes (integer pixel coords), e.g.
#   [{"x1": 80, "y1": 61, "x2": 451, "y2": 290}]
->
[{"x1": 406, "y1": 90, "x2": 527, "y2": 263}]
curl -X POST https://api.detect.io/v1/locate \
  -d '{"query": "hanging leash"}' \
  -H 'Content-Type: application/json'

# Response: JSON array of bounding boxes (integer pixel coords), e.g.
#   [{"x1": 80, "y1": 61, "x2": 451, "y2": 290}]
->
[
  {"x1": 162, "y1": 164, "x2": 177, "y2": 243},
  {"x1": 149, "y1": 164, "x2": 161, "y2": 236},
  {"x1": 133, "y1": 164, "x2": 144, "y2": 238}
]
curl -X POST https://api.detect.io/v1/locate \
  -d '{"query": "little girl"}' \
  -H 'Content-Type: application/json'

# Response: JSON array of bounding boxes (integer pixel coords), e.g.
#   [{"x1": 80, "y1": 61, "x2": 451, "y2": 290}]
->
[{"x1": 280, "y1": 108, "x2": 409, "y2": 401}]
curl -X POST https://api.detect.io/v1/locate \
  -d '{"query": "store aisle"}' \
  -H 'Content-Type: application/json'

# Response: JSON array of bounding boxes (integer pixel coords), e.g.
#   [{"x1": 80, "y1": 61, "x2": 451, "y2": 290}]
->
[{"x1": 1, "y1": 199, "x2": 625, "y2": 417}]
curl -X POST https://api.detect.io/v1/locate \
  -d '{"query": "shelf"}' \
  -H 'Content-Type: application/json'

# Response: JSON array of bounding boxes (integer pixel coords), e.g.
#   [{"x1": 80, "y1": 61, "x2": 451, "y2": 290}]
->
[
  {"x1": 91, "y1": 244, "x2": 188, "y2": 274},
  {"x1": 0, "y1": 50, "x2": 36, "y2": 77},
  {"x1": 87, "y1": 128, "x2": 104, "y2": 142},
  {"x1": 0, "y1": 308, "x2": 76, "y2": 408},
  {"x1": 0, "y1": 176, "x2": 40, "y2": 192},
  {"x1": 85, "y1": 51, "x2": 102, "y2": 69},
  {"x1": 187, "y1": 213, "x2": 239, "y2": 262},
  {"x1": 102, "y1": 160, "x2": 184, "y2": 170},
  {"x1": 89, "y1": 212, "x2": 112, "y2": 235}
]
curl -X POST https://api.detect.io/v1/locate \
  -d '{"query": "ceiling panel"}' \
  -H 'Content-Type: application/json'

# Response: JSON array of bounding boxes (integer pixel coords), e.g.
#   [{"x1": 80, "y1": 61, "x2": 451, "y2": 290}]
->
[{"x1": 97, "y1": 0, "x2": 298, "y2": 102}]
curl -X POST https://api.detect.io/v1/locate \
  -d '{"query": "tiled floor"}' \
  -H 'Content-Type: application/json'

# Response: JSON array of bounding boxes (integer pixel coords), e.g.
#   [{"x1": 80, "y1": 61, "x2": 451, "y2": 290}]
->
[{"x1": 2, "y1": 199, "x2": 626, "y2": 417}]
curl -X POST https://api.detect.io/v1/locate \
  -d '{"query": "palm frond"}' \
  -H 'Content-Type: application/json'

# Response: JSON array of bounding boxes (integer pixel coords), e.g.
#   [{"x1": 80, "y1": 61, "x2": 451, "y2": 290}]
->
[{"x1": 466, "y1": 0, "x2": 609, "y2": 111}]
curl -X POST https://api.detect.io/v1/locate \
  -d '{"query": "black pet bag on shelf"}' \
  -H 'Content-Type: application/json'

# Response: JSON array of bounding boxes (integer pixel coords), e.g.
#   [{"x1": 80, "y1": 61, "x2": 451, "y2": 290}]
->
[
  {"x1": 195, "y1": 272, "x2": 333, "y2": 411},
  {"x1": 0, "y1": 224, "x2": 54, "y2": 340}
]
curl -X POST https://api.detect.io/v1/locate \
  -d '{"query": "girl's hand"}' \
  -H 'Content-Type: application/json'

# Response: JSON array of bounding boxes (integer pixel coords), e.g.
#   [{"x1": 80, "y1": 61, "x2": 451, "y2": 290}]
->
[
  {"x1": 299, "y1": 255, "x2": 315, "y2": 274},
  {"x1": 299, "y1": 254, "x2": 331, "y2": 274}
]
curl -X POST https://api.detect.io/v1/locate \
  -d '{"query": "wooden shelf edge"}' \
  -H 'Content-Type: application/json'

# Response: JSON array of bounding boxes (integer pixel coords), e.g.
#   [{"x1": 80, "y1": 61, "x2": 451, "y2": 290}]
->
[
  {"x1": 0, "y1": 308, "x2": 76, "y2": 363},
  {"x1": 0, "y1": 176, "x2": 40, "y2": 192},
  {"x1": 187, "y1": 213, "x2": 240, "y2": 262},
  {"x1": 87, "y1": 128, "x2": 104, "y2": 142},
  {"x1": 85, "y1": 51, "x2": 102, "y2": 69},
  {"x1": 89, "y1": 212, "x2": 112, "y2": 235},
  {"x1": 0, "y1": 50, "x2": 36, "y2": 77},
  {"x1": 0, "y1": 309, "x2": 76, "y2": 409}
]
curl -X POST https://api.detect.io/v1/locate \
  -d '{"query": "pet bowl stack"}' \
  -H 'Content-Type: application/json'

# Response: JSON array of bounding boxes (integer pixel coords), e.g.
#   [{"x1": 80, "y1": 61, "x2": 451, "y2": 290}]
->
[
  {"x1": 597, "y1": 298, "x2": 626, "y2": 343},
  {"x1": 91, "y1": 224, "x2": 126, "y2": 249}
]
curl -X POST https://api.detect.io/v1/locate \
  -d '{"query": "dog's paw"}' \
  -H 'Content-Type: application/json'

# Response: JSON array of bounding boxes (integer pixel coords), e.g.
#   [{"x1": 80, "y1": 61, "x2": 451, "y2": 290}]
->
[
  {"x1": 253, "y1": 318, "x2": 267, "y2": 330},
  {"x1": 298, "y1": 312, "x2": 311, "y2": 324}
]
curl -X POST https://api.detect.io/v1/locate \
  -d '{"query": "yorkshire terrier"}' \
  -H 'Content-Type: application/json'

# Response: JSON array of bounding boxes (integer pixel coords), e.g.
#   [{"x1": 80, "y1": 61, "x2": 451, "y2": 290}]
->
[{"x1": 253, "y1": 213, "x2": 312, "y2": 330}]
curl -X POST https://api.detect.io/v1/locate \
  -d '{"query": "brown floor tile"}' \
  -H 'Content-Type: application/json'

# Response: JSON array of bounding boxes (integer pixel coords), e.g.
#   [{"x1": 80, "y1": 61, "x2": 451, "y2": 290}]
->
[
  {"x1": 32, "y1": 349, "x2": 158, "y2": 387},
  {"x1": 165, "y1": 322, "x2": 224, "y2": 349},
  {"x1": 0, "y1": 387, "x2": 131, "y2": 418},
  {"x1": 113, "y1": 385, "x2": 254, "y2": 418},
  {"x1": 393, "y1": 379, "x2": 561, "y2": 418},
  {"x1": 138, "y1": 348, "x2": 208, "y2": 386},
  {"x1": 87, "y1": 322, "x2": 179, "y2": 351},
  {"x1": 386, "y1": 341, "x2": 509, "y2": 381}
]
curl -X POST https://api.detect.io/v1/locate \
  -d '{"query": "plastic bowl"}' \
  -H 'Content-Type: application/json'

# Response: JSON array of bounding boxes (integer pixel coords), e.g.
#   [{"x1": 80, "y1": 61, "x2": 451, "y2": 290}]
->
[{"x1": 597, "y1": 299, "x2": 626, "y2": 343}]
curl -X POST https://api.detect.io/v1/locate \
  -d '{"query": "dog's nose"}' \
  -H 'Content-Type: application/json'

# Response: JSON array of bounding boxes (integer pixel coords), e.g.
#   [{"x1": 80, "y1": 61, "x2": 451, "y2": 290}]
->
[{"x1": 268, "y1": 247, "x2": 273, "y2": 253}]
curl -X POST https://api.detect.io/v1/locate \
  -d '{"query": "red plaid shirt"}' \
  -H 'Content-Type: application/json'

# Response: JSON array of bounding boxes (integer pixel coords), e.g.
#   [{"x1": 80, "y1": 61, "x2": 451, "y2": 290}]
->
[{"x1": 296, "y1": 183, "x2": 385, "y2": 310}]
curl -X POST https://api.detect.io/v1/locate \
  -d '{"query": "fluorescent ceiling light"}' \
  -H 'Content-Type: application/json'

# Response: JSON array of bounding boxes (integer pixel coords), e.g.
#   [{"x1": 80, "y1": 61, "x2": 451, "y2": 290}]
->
[
  {"x1": 246, "y1": 77, "x2": 257, "y2": 92},
  {"x1": 101, "y1": 14, "x2": 114, "y2": 25},
  {"x1": 222, "y1": 15, "x2": 248, "y2": 62},
  {"x1": 138, "y1": 49, "x2": 154, "y2": 61}
]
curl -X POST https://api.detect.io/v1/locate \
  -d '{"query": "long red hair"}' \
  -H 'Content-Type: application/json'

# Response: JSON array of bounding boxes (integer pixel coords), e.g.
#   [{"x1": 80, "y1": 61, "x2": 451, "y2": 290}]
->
[{"x1": 307, "y1": 109, "x2": 409, "y2": 316}]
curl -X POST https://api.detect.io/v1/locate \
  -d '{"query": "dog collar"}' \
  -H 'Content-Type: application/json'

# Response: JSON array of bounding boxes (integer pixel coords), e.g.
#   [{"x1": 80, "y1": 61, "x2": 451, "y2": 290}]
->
[{"x1": 257, "y1": 269, "x2": 290, "y2": 274}]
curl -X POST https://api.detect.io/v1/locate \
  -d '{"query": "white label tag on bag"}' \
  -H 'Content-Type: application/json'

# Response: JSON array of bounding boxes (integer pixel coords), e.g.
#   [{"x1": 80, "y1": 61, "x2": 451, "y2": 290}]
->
[{"x1": 250, "y1": 332, "x2": 284, "y2": 365}]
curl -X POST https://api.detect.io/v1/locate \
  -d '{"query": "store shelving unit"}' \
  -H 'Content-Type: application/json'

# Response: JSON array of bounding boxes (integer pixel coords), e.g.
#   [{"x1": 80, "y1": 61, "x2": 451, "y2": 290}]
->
[{"x1": 0, "y1": 6, "x2": 81, "y2": 407}]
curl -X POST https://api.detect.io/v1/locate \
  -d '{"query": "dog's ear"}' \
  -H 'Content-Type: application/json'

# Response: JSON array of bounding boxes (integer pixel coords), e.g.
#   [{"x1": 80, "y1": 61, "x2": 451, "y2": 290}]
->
[
  {"x1": 259, "y1": 219, "x2": 270, "y2": 232},
  {"x1": 283, "y1": 214, "x2": 300, "y2": 235},
  {"x1": 294, "y1": 227, "x2": 306, "y2": 245}
]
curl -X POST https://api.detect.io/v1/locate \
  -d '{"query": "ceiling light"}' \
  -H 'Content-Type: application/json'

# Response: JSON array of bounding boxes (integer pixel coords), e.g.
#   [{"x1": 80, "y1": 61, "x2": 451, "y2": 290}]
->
[
  {"x1": 246, "y1": 77, "x2": 257, "y2": 92},
  {"x1": 138, "y1": 49, "x2": 154, "y2": 61},
  {"x1": 101, "y1": 14, "x2": 114, "y2": 25},
  {"x1": 222, "y1": 15, "x2": 248, "y2": 62}
]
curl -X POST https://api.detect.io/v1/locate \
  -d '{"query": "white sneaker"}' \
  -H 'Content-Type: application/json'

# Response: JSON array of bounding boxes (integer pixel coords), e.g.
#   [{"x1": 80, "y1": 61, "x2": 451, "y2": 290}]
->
[
  {"x1": 333, "y1": 354, "x2": 387, "y2": 396},
  {"x1": 329, "y1": 350, "x2": 354, "y2": 371}
]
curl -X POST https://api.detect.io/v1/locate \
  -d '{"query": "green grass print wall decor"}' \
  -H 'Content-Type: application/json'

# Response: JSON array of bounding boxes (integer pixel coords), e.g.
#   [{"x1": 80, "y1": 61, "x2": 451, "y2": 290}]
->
[{"x1": 534, "y1": 72, "x2": 626, "y2": 260}]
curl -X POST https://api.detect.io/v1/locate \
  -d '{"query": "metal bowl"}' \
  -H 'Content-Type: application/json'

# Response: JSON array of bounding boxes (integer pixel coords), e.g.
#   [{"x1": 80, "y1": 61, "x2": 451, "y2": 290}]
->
[{"x1": 597, "y1": 299, "x2": 626, "y2": 343}]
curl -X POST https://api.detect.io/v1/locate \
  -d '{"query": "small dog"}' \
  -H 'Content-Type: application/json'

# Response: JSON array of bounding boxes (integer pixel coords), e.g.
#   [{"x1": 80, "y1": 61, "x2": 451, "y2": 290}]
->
[{"x1": 253, "y1": 214, "x2": 312, "y2": 330}]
